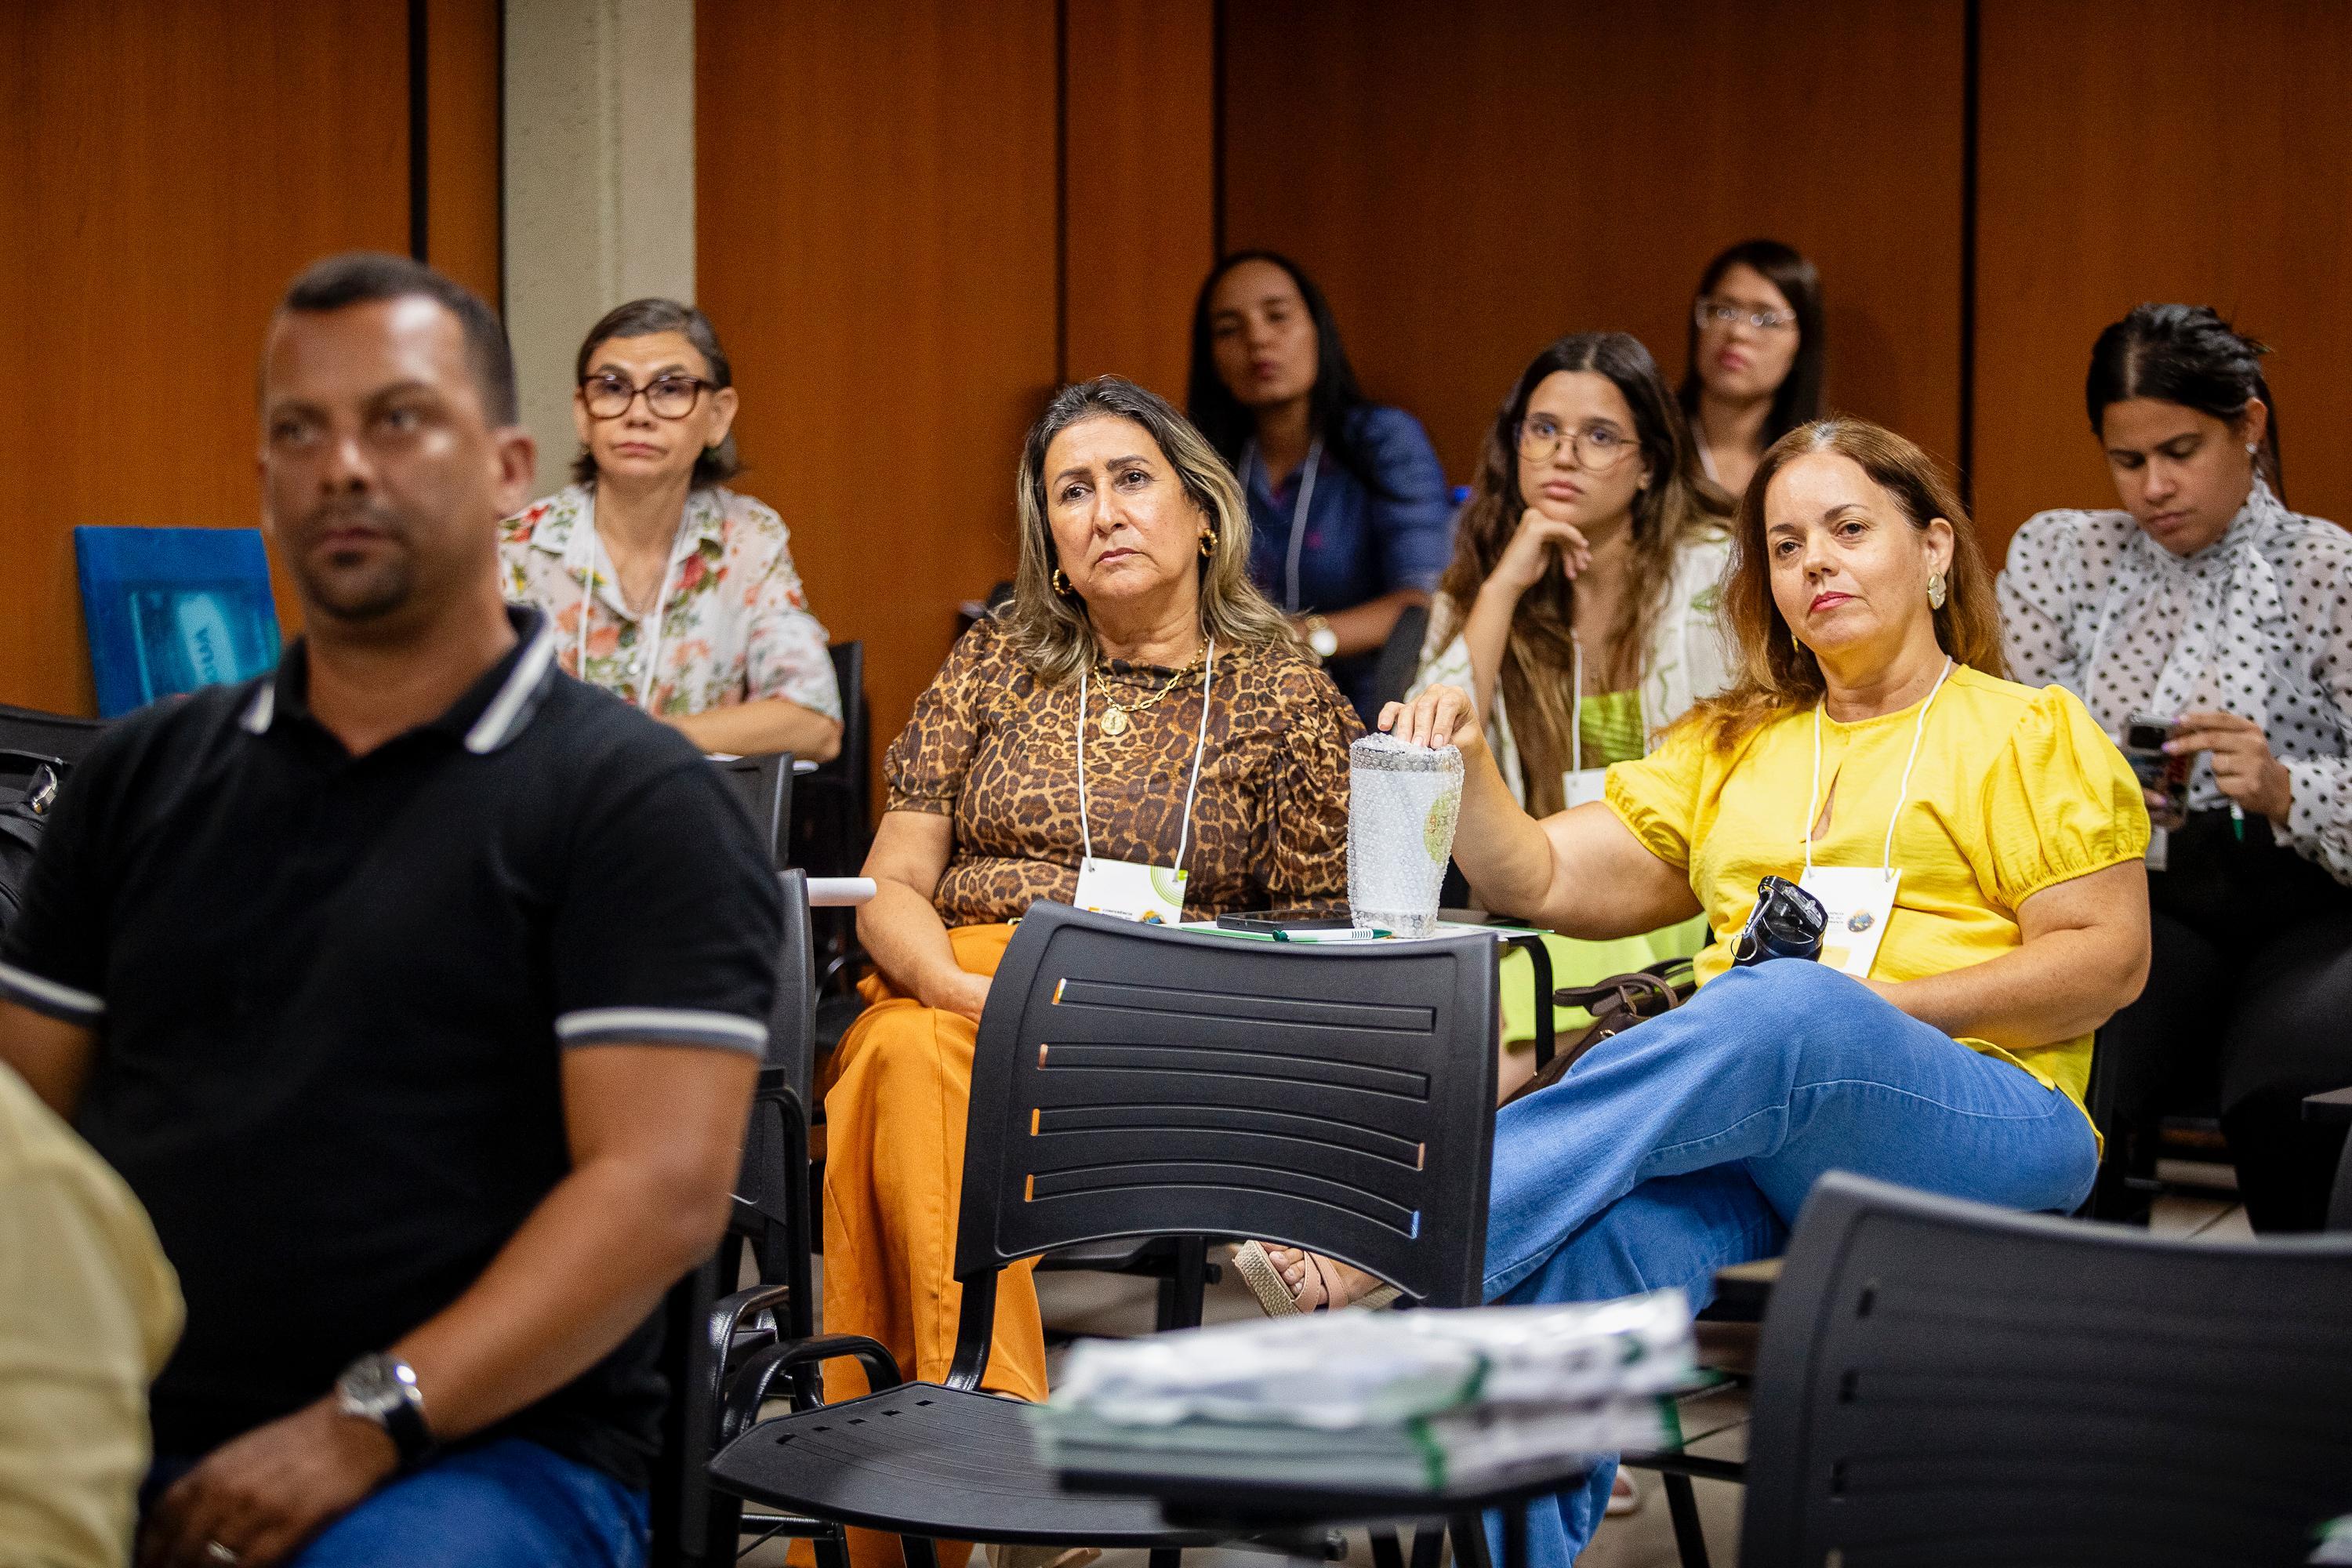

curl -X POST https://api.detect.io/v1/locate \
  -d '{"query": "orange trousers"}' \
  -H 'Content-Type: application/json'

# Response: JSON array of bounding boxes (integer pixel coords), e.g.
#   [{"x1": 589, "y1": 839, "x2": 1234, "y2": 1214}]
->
[{"x1": 811, "y1": 923, "x2": 1047, "y2": 1568}]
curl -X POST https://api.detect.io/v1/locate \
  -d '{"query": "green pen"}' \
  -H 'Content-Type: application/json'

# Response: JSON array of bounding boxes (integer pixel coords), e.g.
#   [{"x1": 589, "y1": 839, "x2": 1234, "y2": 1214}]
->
[{"x1": 2230, "y1": 801, "x2": 2246, "y2": 842}]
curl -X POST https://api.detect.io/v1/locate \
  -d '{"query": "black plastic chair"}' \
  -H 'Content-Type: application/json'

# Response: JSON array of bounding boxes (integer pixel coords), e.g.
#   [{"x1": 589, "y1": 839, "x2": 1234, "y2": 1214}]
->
[
  {"x1": 2307, "y1": 1087, "x2": 2352, "y2": 1232},
  {"x1": 708, "y1": 902, "x2": 1501, "y2": 1568},
  {"x1": 654, "y1": 873, "x2": 826, "y2": 1567},
  {"x1": 0, "y1": 703, "x2": 106, "y2": 764},
  {"x1": 1365, "y1": 601, "x2": 1431, "y2": 717},
  {"x1": 1740, "y1": 1171, "x2": 2352, "y2": 1566},
  {"x1": 712, "y1": 752, "x2": 797, "y2": 873}
]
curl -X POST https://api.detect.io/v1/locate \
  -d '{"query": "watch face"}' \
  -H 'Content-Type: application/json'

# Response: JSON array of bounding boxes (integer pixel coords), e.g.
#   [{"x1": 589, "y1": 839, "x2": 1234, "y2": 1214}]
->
[
  {"x1": 1310, "y1": 629, "x2": 1339, "y2": 658},
  {"x1": 338, "y1": 1355, "x2": 413, "y2": 1418}
]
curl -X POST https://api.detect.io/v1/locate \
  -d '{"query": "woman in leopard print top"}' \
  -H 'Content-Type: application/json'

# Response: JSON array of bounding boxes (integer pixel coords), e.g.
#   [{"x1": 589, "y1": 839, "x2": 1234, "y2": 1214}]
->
[{"x1": 818, "y1": 381, "x2": 1359, "y2": 1541}]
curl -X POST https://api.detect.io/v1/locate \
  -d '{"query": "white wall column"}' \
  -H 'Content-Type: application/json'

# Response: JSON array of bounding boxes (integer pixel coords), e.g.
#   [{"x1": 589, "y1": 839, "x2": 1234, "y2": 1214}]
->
[{"x1": 503, "y1": 0, "x2": 697, "y2": 497}]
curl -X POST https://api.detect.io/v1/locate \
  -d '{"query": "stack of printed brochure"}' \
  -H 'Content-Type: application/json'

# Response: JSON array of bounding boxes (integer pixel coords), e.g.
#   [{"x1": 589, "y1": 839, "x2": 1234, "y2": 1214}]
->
[{"x1": 1030, "y1": 1290, "x2": 1695, "y2": 1495}]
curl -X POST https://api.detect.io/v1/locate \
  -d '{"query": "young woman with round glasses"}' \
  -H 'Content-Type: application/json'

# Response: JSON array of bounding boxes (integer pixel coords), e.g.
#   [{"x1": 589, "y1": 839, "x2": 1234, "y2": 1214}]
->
[
  {"x1": 501, "y1": 299, "x2": 842, "y2": 758},
  {"x1": 1409, "y1": 333, "x2": 1735, "y2": 1092},
  {"x1": 1679, "y1": 239, "x2": 1825, "y2": 498}
]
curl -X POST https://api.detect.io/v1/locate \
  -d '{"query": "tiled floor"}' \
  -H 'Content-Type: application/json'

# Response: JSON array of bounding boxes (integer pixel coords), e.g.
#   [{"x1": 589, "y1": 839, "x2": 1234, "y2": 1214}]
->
[{"x1": 744, "y1": 1175, "x2": 2253, "y2": 1568}]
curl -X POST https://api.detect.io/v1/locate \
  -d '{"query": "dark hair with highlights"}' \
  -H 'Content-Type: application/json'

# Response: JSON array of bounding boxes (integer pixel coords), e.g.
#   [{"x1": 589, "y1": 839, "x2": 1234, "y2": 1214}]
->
[
  {"x1": 1688, "y1": 417, "x2": 2004, "y2": 750},
  {"x1": 571, "y1": 297, "x2": 740, "y2": 488},
  {"x1": 277, "y1": 252, "x2": 517, "y2": 425},
  {"x1": 1677, "y1": 239, "x2": 1825, "y2": 448},
  {"x1": 1434, "y1": 332, "x2": 1732, "y2": 815},
  {"x1": 2085, "y1": 303, "x2": 2283, "y2": 503}
]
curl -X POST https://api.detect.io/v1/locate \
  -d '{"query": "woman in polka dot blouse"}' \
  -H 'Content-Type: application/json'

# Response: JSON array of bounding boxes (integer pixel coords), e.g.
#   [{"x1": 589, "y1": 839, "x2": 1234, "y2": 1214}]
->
[{"x1": 1998, "y1": 303, "x2": 2352, "y2": 1232}]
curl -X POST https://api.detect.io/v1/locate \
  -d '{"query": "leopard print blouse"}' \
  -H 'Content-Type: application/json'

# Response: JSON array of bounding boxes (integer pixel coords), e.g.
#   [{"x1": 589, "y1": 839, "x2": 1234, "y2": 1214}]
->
[{"x1": 884, "y1": 618, "x2": 1363, "y2": 927}]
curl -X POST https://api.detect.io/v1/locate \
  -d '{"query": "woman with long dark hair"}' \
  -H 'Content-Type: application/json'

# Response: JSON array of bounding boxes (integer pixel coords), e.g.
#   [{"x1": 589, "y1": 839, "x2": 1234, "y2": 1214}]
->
[
  {"x1": 1678, "y1": 239, "x2": 1825, "y2": 498},
  {"x1": 1409, "y1": 335, "x2": 1735, "y2": 1096},
  {"x1": 1187, "y1": 251, "x2": 1455, "y2": 721},
  {"x1": 2000, "y1": 303, "x2": 2352, "y2": 1231}
]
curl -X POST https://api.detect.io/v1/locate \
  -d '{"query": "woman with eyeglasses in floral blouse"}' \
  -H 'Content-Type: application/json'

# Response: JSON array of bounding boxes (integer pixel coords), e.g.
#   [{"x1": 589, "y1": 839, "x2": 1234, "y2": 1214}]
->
[
  {"x1": 501, "y1": 299, "x2": 842, "y2": 759},
  {"x1": 1678, "y1": 239, "x2": 1825, "y2": 499}
]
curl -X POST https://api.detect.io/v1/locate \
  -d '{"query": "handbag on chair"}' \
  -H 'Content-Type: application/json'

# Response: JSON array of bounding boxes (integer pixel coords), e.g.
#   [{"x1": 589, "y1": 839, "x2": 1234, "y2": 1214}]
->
[{"x1": 1504, "y1": 954, "x2": 1696, "y2": 1106}]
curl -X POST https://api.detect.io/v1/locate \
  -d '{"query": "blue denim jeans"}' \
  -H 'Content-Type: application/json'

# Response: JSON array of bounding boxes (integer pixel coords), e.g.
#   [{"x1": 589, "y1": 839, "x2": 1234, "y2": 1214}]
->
[
  {"x1": 151, "y1": 1437, "x2": 648, "y2": 1568},
  {"x1": 1479, "y1": 959, "x2": 2100, "y2": 1566}
]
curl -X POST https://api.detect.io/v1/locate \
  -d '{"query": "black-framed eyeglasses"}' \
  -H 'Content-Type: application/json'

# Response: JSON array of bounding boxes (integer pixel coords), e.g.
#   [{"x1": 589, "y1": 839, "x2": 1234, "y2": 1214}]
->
[
  {"x1": 579, "y1": 372, "x2": 715, "y2": 420},
  {"x1": 1517, "y1": 416, "x2": 1641, "y2": 470},
  {"x1": 1694, "y1": 299, "x2": 1798, "y2": 334}
]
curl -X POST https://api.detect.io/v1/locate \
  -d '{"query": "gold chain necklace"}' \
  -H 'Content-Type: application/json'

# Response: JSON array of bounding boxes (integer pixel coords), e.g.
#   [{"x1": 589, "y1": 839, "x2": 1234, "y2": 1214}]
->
[{"x1": 1093, "y1": 652, "x2": 1204, "y2": 739}]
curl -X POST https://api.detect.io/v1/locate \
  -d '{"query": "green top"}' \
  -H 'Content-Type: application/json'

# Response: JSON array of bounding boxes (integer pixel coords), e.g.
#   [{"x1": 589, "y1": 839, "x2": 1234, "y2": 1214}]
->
[{"x1": 1577, "y1": 689, "x2": 1646, "y2": 768}]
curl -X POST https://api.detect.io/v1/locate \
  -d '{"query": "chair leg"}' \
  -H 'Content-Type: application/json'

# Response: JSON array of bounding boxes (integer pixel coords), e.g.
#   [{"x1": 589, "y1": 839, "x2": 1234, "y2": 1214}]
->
[
  {"x1": 1408, "y1": 1523, "x2": 1444, "y2": 1568},
  {"x1": 900, "y1": 1537, "x2": 942, "y2": 1568},
  {"x1": 1147, "y1": 1549, "x2": 1183, "y2": 1568},
  {"x1": 1449, "y1": 1511, "x2": 1494, "y2": 1568},
  {"x1": 1661, "y1": 1472, "x2": 1711, "y2": 1568},
  {"x1": 814, "y1": 1526, "x2": 854, "y2": 1568},
  {"x1": 1368, "y1": 1526, "x2": 1406, "y2": 1568}
]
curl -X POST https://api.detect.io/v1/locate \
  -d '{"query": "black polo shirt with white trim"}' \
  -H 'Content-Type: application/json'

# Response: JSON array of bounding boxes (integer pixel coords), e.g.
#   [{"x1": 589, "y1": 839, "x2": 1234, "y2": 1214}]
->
[{"x1": 0, "y1": 606, "x2": 781, "y2": 1489}]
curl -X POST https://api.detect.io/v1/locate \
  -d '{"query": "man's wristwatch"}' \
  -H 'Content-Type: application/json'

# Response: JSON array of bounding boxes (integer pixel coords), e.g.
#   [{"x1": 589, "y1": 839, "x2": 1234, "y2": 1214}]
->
[
  {"x1": 335, "y1": 1352, "x2": 435, "y2": 1469},
  {"x1": 1300, "y1": 614, "x2": 1338, "y2": 659}
]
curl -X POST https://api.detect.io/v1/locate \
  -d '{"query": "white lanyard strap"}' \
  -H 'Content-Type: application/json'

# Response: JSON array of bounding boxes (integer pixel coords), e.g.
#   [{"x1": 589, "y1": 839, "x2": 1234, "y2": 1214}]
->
[
  {"x1": 574, "y1": 498, "x2": 689, "y2": 713},
  {"x1": 1801, "y1": 656, "x2": 1953, "y2": 878},
  {"x1": 1078, "y1": 636, "x2": 1216, "y2": 871},
  {"x1": 1570, "y1": 635, "x2": 1583, "y2": 775},
  {"x1": 1246, "y1": 439, "x2": 1323, "y2": 613}
]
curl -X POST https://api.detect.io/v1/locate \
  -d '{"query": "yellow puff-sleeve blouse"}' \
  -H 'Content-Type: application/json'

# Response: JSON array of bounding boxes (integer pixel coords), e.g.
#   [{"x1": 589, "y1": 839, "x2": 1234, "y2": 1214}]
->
[{"x1": 1604, "y1": 665, "x2": 2150, "y2": 1116}]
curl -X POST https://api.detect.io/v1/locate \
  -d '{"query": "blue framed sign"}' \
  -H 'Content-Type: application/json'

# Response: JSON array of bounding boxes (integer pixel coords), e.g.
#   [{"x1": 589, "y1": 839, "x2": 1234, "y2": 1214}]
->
[{"x1": 75, "y1": 527, "x2": 282, "y2": 719}]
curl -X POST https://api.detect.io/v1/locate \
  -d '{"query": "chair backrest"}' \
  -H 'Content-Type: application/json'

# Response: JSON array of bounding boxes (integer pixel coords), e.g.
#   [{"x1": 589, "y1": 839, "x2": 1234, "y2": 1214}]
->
[
  {"x1": 789, "y1": 641, "x2": 870, "y2": 878},
  {"x1": 711, "y1": 752, "x2": 794, "y2": 872},
  {"x1": 0, "y1": 705, "x2": 106, "y2": 766},
  {"x1": 1740, "y1": 1171, "x2": 2352, "y2": 1567},
  {"x1": 766, "y1": 869, "x2": 817, "y2": 1104},
  {"x1": 955, "y1": 903, "x2": 1497, "y2": 1311},
  {"x1": 1366, "y1": 601, "x2": 1432, "y2": 716}
]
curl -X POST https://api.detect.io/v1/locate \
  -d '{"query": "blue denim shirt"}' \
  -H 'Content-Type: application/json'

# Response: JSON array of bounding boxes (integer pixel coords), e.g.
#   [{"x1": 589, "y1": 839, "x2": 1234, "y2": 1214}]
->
[{"x1": 1243, "y1": 404, "x2": 1456, "y2": 717}]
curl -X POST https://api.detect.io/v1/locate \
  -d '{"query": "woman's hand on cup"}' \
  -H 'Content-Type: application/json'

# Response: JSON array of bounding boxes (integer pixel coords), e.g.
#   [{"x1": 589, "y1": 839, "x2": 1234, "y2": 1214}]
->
[
  {"x1": 1379, "y1": 684, "x2": 1485, "y2": 759},
  {"x1": 1489, "y1": 506, "x2": 1591, "y2": 595}
]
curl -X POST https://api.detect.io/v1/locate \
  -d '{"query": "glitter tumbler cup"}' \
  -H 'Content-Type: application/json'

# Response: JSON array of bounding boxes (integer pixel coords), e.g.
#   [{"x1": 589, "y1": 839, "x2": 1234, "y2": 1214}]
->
[{"x1": 1347, "y1": 733, "x2": 1465, "y2": 938}]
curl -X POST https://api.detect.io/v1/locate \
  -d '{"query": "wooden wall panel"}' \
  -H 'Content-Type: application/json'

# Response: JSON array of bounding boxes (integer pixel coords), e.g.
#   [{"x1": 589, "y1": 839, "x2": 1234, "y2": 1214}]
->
[
  {"x1": 426, "y1": 0, "x2": 505, "y2": 307},
  {"x1": 1221, "y1": 0, "x2": 1968, "y2": 489},
  {"x1": 0, "y1": 0, "x2": 413, "y2": 714},
  {"x1": 696, "y1": 0, "x2": 1060, "y2": 792},
  {"x1": 1062, "y1": 0, "x2": 1218, "y2": 400},
  {"x1": 1973, "y1": 0, "x2": 2352, "y2": 562}
]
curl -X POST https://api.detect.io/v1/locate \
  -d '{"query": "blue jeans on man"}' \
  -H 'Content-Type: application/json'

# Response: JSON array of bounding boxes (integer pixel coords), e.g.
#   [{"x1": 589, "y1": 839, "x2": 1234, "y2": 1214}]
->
[{"x1": 1481, "y1": 959, "x2": 2100, "y2": 1566}]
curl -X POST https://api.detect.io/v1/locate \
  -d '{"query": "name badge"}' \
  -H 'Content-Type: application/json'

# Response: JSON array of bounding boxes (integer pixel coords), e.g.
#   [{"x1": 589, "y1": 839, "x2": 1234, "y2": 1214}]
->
[
  {"x1": 1798, "y1": 866, "x2": 1901, "y2": 979},
  {"x1": 1562, "y1": 767, "x2": 1610, "y2": 809},
  {"x1": 1073, "y1": 856, "x2": 1187, "y2": 925}
]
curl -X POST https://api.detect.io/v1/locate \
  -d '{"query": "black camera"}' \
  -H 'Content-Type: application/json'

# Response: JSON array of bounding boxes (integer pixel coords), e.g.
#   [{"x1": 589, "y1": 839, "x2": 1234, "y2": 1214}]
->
[{"x1": 1730, "y1": 876, "x2": 1827, "y2": 966}]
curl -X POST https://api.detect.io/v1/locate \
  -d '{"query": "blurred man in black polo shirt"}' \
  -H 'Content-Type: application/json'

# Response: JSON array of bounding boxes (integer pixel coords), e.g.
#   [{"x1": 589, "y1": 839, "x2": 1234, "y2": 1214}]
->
[{"x1": 0, "y1": 254, "x2": 782, "y2": 1568}]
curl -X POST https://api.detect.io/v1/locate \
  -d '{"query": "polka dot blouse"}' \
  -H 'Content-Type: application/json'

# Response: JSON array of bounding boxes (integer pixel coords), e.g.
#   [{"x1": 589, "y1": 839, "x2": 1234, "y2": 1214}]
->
[{"x1": 1998, "y1": 477, "x2": 2352, "y2": 885}]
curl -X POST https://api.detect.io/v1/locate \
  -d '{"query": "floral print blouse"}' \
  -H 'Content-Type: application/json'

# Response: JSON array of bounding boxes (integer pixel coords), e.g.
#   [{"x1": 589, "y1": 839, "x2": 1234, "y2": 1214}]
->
[
  {"x1": 2000, "y1": 477, "x2": 2352, "y2": 884},
  {"x1": 500, "y1": 484, "x2": 841, "y2": 722}
]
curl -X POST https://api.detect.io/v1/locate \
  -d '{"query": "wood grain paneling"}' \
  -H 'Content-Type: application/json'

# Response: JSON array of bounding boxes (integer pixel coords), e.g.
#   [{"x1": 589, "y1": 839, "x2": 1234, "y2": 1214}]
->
[
  {"x1": 696, "y1": 0, "x2": 1060, "y2": 795},
  {"x1": 1062, "y1": 0, "x2": 1217, "y2": 400},
  {"x1": 1973, "y1": 0, "x2": 2352, "y2": 561},
  {"x1": 1221, "y1": 0, "x2": 1969, "y2": 488},
  {"x1": 426, "y1": 0, "x2": 504, "y2": 306},
  {"x1": 0, "y1": 0, "x2": 414, "y2": 714}
]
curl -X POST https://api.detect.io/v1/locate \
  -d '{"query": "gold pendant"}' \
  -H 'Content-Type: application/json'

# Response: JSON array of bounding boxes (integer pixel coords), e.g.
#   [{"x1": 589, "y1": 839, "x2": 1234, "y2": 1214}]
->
[{"x1": 1099, "y1": 706, "x2": 1130, "y2": 738}]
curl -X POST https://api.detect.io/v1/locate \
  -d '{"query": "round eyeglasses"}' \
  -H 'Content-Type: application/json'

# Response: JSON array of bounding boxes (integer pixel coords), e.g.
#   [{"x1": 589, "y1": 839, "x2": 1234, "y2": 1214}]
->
[
  {"x1": 579, "y1": 372, "x2": 715, "y2": 420},
  {"x1": 1694, "y1": 299, "x2": 1798, "y2": 334},
  {"x1": 1517, "y1": 416, "x2": 1642, "y2": 470}
]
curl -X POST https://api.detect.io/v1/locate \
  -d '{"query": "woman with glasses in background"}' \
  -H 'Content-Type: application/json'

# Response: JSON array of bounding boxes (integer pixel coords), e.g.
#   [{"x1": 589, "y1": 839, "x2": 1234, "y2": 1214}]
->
[
  {"x1": 1679, "y1": 239, "x2": 1825, "y2": 498},
  {"x1": 1187, "y1": 251, "x2": 1456, "y2": 724},
  {"x1": 502, "y1": 299, "x2": 843, "y2": 758},
  {"x1": 1409, "y1": 334, "x2": 1734, "y2": 1103}
]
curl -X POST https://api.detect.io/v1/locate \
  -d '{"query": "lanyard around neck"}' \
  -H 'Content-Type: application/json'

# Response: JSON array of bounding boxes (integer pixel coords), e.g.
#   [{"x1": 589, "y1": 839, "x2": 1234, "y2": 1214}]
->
[
  {"x1": 1570, "y1": 635, "x2": 1584, "y2": 775},
  {"x1": 1245, "y1": 438, "x2": 1323, "y2": 612},
  {"x1": 1800, "y1": 657, "x2": 1953, "y2": 879},
  {"x1": 1076, "y1": 637, "x2": 1215, "y2": 873},
  {"x1": 572, "y1": 493, "x2": 688, "y2": 713}
]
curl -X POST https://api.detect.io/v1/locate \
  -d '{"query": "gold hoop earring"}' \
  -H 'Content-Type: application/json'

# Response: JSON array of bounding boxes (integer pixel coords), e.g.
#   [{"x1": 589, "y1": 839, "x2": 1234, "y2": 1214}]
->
[
  {"x1": 1198, "y1": 529, "x2": 1215, "y2": 558},
  {"x1": 1926, "y1": 571, "x2": 1948, "y2": 610},
  {"x1": 1051, "y1": 567, "x2": 1071, "y2": 596}
]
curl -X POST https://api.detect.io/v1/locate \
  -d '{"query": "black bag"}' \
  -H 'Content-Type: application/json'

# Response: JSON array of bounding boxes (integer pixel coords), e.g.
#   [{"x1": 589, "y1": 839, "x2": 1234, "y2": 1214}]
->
[
  {"x1": 0, "y1": 752, "x2": 66, "y2": 936},
  {"x1": 1503, "y1": 954, "x2": 1697, "y2": 1106}
]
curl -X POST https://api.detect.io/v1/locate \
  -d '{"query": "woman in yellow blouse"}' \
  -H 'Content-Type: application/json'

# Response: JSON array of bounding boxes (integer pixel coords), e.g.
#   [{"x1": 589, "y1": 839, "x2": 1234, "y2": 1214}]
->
[{"x1": 1276, "y1": 417, "x2": 2151, "y2": 1567}]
